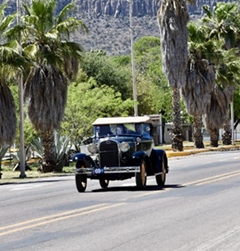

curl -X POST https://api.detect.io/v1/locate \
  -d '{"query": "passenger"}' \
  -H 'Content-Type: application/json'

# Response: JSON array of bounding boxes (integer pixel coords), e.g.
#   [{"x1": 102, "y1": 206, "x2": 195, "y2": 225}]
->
[
  {"x1": 135, "y1": 124, "x2": 142, "y2": 134},
  {"x1": 142, "y1": 125, "x2": 152, "y2": 139},
  {"x1": 117, "y1": 124, "x2": 127, "y2": 134}
]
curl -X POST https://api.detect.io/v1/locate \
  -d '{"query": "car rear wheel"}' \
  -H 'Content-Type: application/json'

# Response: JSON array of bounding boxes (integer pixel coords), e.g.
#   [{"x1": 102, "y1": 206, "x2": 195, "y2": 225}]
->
[
  {"x1": 136, "y1": 160, "x2": 147, "y2": 189},
  {"x1": 99, "y1": 179, "x2": 109, "y2": 188},
  {"x1": 156, "y1": 158, "x2": 166, "y2": 187}
]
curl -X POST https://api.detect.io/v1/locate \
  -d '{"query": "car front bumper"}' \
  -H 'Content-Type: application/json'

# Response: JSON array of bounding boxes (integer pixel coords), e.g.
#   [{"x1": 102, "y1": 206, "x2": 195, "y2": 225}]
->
[{"x1": 75, "y1": 166, "x2": 140, "y2": 176}]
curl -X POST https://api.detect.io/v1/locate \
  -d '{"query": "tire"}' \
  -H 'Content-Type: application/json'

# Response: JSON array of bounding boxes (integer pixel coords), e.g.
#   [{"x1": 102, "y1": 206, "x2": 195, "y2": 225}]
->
[
  {"x1": 75, "y1": 161, "x2": 87, "y2": 193},
  {"x1": 136, "y1": 160, "x2": 147, "y2": 189},
  {"x1": 99, "y1": 179, "x2": 109, "y2": 188},
  {"x1": 156, "y1": 158, "x2": 166, "y2": 187},
  {"x1": 75, "y1": 174, "x2": 87, "y2": 192}
]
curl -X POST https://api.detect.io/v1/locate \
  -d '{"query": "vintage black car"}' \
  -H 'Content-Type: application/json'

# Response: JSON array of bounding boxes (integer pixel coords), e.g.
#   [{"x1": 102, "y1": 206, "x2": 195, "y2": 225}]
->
[{"x1": 72, "y1": 116, "x2": 169, "y2": 192}]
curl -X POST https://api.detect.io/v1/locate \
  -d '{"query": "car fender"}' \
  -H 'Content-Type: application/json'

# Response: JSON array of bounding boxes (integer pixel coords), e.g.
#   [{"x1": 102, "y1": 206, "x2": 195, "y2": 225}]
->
[
  {"x1": 150, "y1": 149, "x2": 169, "y2": 173},
  {"x1": 72, "y1": 153, "x2": 95, "y2": 167},
  {"x1": 131, "y1": 151, "x2": 154, "y2": 175},
  {"x1": 132, "y1": 150, "x2": 147, "y2": 160}
]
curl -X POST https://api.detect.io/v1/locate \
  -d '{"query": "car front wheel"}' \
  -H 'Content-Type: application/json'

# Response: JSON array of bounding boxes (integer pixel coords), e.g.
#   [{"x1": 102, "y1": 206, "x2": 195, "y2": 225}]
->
[
  {"x1": 136, "y1": 160, "x2": 147, "y2": 189},
  {"x1": 75, "y1": 174, "x2": 87, "y2": 192},
  {"x1": 156, "y1": 158, "x2": 166, "y2": 187},
  {"x1": 99, "y1": 179, "x2": 109, "y2": 188}
]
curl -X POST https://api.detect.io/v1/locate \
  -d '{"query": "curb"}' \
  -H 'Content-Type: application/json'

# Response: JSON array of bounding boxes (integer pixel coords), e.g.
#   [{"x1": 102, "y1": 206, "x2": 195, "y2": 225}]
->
[{"x1": 166, "y1": 145, "x2": 240, "y2": 158}]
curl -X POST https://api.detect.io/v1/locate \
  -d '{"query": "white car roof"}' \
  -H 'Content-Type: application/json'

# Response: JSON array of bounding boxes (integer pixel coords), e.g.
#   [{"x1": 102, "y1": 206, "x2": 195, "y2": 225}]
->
[{"x1": 92, "y1": 116, "x2": 152, "y2": 125}]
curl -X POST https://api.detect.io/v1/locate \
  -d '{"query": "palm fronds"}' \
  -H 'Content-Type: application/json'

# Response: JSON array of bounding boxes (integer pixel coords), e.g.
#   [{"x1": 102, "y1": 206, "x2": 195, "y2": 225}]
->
[
  {"x1": 0, "y1": 144, "x2": 9, "y2": 160},
  {"x1": 31, "y1": 132, "x2": 71, "y2": 170}
]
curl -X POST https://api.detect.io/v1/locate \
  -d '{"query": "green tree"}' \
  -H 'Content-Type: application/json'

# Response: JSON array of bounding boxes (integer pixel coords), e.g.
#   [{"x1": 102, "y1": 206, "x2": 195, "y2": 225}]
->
[
  {"x1": 61, "y1": 75, "x2": 133, "y2": 147},
  {"x1": 158, "y1": 0, "x2": 192, "y2": 151},
  {"x1": 133, "y1": 36, "x2": 171, "y2": 118},
  {"x1": 80, "y1": 51, "x2": 132, "y2": 101},
  {"x1": 20, "y1": 0, "x2": 88, "y2": 172}
]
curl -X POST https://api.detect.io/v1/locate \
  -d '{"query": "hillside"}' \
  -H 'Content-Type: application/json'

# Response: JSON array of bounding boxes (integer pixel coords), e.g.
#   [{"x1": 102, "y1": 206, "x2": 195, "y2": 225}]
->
[
  {"x1": 73, "y1": 0, "x2": 233, "y2": 55},
  {"x1": 1, "y1": 0, "x2": 234, "y2": 55}
]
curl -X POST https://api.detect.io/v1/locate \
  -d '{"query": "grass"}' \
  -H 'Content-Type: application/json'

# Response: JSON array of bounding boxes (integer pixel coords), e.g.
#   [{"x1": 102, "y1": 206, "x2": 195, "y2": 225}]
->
[{"x1": 0, "y1": 162, "x2": 75, "y2": 184}]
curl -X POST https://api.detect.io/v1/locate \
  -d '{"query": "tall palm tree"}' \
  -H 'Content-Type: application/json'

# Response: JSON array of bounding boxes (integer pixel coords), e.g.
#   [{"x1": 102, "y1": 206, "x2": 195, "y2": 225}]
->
[
  {"x1": 202, "y1": 2, "x2": 240, "y2": 145},
  {"x1": 203, "y1": 84, "x2": 228, "y2": 147},
  {"x1": 21, "y1": 0, "x2": 88, "y2": 172},
  {"x1": 158, "y1": 0, "x2": 192, "y2": 151},
  {"x1": 0, "y1": 2, "x2": 23, "y2": 146},
  {"x1": 182, "y1": 22, "x2": 216, "y2": 148}
]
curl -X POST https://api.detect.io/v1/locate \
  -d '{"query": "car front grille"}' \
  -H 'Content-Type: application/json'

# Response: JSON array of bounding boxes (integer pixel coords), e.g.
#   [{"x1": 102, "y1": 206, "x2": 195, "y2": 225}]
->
[{"x1": 99, "y1": 140, "x2": 119, "y2": 167}]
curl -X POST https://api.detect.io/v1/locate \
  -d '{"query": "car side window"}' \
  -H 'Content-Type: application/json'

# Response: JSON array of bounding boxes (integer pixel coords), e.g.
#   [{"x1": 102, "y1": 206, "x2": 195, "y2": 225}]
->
[{"x1": 95, "y1": 125, "x2": 112, "y2": 137}]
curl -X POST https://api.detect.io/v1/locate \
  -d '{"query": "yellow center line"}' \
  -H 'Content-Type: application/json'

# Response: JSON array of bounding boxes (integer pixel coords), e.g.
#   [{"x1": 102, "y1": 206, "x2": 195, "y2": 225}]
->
[
  {"x1": 0, "y1": 204, "x2": 102, "y2": 231},
  {"x1": 134, "y1": 187, "x2": 171, "y2": 198},
  {"x1": 195, "y1": 171, "x2": 240, "y2": 186},
  {"x1": 184, "y1": 170, "x2": 240, "y2": 186},
  {"x1": 134, "y1": 170, "x2": 240, "y2": 198},
  {"x1": 0, "y1": 203, "x2": 125, "y2": 237}
]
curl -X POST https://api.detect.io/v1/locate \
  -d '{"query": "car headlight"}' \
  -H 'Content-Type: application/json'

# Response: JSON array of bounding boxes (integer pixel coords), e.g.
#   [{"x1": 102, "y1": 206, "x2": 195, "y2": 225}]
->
[
  {"x1": 88, "y1": 143, "x2": 97, "y2": 154},
  {"x1": 120, "y1": 142, "x2": 130, "y2": 152}
]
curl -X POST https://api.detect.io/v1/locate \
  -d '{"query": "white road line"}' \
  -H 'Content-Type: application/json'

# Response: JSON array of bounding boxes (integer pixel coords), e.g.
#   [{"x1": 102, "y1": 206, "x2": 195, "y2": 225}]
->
[{"x1": 9, "y1": 183, "x2": 51, "y2": 191}]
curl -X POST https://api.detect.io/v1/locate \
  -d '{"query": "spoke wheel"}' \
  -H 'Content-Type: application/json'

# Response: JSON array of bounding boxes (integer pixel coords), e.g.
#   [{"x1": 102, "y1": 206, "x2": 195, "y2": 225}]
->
[
  {"x1": 99, "y1": 179, "x2": 109, "y2": 188},
  {"x1": 136, "y1": 160, "x2": 147, "y2": 189},
  {"x1": 156, "y1": 158, "x2": 166, "y2": 187}
]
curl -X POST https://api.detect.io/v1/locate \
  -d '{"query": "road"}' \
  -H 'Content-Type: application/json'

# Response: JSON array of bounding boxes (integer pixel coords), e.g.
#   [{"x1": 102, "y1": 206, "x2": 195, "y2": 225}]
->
[{"x1": 0, "y1": 151, "x2": 240, "y2": 251}]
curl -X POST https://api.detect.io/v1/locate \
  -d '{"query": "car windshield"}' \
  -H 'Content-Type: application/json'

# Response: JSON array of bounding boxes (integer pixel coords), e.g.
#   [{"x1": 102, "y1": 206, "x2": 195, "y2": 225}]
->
[{"x1": 94, "y1": 123, "x2": 152, "y2": 138}]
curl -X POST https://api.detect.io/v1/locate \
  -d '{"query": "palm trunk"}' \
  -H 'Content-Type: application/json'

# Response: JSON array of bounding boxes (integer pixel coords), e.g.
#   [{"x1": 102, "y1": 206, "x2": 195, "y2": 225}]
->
[
  {"x1": 193, "y1": 115, "x2": 204, "y2": 148},
  {"x1": 171, "y1": 87, "x2": 183, "y2": 151},
  {"x1": 41, "y1": 129, "x2": 56, "y2": 172},
  {"x1": 209, "y1": 128, "x2": 219, "y2": 147},
  {"x1": 222, "y1": 114, "x2": 232, "y2": 145}
]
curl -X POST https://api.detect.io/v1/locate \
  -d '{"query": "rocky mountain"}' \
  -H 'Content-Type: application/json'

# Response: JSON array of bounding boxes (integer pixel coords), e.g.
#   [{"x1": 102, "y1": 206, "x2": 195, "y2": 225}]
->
[
  {"x1": 73, "y1": 0, "x2": 233, "y2": 55},
  {"x1": 76, "y1": 0, "x2": 231, "y2": 18},
  {"x1": 1, "y1": 0, "x2": 234, "y2": 55}
]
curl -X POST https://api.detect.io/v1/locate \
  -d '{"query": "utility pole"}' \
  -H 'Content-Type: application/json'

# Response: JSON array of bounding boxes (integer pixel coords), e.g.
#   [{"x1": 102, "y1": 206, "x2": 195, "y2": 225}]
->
[
  {"x1": 129, "y1": 0, "x2": 138, "y2": 116},
  {"x1": 17, "y1": 0, "x2": 26, "y2": 178}
]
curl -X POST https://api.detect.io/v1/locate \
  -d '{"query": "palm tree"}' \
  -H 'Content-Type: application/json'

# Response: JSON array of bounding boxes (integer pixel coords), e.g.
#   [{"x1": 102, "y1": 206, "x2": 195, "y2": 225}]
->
[
  {"x1": 0, "y1": 2, "x2": 23, "y2": 146},
  {"x1": 182, "y1": 3, "x2": 240, "y2": 148},
  {"x1": 202, "y1": 2, "x2": 240, "y2": 145},
  {"x1": 203, "y1": 84, "x2": 228, "y2": 147},
  {"x1": 21, "y1": 0, "x2": 88, "y2": 172},
  {"x1": 202, "y1": 3, "x2": 240, "y2": 51},
  {"x1": 215, "y1": 48, "x2": 240, "y2": 145},
  {"x1": 157, "y1": 0, "x2": 193, "y2": 151},
  {"x1": 182, "y1": 22, "x2": 216, "y2": 148}
]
